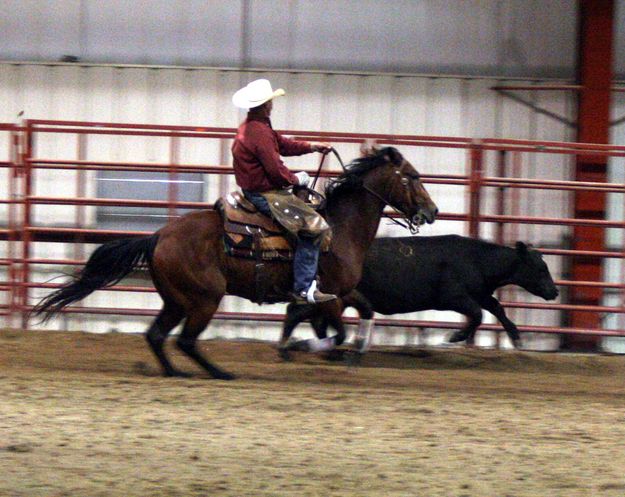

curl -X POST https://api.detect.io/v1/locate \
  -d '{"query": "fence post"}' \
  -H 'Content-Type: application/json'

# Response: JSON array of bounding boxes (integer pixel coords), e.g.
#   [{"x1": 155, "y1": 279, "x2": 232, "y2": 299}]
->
[{"x1": 468, "y1": 140, "x2": 483, "y2": 239}]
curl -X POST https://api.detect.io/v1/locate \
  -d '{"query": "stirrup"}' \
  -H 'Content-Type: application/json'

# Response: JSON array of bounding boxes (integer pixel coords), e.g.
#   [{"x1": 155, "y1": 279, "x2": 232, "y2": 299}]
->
[{"x1": 293, "y1": 280, "x2": 337, "y2": 305}]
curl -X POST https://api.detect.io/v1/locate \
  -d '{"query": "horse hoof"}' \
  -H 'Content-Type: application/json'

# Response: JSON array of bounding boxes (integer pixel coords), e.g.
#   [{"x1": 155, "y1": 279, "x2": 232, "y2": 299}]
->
[
  {"x1": 165, "y1": 370, "x2": 193, "y2": 378},
  {"x1": 212, "y1": 371, "x2": 236, "y2": 381},
  {"x1": 346, "y1": 351, "x2": 363, "y2": 367},
  {"x1": 448, "y1": 332, "x2": 467, "y2": 343},
  {"x1": 278, "y1": 348, "x2": 292, "y2": 362},
  {"x1": 322, "y1": 349, "x2": 345, "y2": 362}
]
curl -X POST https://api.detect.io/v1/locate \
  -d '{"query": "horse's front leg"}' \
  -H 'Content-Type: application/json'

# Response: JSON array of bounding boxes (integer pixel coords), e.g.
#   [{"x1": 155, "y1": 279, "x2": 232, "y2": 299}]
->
[
  {"x1": 281, "y1": 299, "x2": 345, "y2": 357},
  {"x1": 342, "y1": 290, "x2": 375, "y2": 354},
  {"x1": 279, "y1": 302, "x2": 318, "y2": 360}
]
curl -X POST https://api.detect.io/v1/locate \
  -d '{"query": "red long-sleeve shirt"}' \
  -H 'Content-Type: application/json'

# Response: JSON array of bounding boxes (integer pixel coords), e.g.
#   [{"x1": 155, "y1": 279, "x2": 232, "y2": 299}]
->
[{"x1": 231, "y1": 115, "x2": 313, "y2": 192}]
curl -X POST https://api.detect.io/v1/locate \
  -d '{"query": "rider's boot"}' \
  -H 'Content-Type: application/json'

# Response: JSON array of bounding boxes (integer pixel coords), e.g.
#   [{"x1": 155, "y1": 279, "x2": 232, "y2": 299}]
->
[{"x1": 293, "y1": 280, "x2": 336, "y2": 305}]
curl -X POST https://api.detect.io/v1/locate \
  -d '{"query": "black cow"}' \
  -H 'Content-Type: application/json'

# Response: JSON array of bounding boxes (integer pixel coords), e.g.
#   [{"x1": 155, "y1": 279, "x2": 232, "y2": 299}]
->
[{"x1": 281, "y1": 235, "x2": 559, "y2": 355}]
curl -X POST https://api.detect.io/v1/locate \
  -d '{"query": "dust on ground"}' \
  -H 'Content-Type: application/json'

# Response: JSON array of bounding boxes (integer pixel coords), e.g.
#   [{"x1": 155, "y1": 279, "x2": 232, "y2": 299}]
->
[{"x1": 1, "y1": 329, "x2": 625, "y2": 497}]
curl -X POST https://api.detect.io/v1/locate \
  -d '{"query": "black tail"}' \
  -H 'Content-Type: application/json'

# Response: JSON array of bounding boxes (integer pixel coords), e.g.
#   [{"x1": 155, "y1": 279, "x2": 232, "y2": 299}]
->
[{"x1": 33, "y1": 234, "x2": 159, "y2": 322}]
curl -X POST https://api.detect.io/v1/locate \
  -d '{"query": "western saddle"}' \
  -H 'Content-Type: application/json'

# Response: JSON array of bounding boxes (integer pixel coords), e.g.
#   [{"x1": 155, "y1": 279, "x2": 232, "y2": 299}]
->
[{"x1": 216, "y1": 191, "x2": 329, "y2": 261}]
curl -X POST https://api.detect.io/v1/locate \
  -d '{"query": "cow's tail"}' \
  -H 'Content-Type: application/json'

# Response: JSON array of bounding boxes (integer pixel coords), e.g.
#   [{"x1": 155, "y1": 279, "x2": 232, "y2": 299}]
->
[{"x1": 32, "y1": 234, "x2": 159, "y2": 322}]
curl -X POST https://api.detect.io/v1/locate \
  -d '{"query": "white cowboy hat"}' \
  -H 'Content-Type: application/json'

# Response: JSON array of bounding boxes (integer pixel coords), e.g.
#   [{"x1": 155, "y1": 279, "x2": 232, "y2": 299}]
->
[{"x1": 232, "y1": 79, "x2": 285, "y2": 109}]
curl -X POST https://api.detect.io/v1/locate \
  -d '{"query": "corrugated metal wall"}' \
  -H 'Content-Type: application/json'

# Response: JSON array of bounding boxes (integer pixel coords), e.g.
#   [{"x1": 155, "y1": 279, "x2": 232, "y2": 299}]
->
[
  {"x1": 0, "y1": 62, "x2": 585, "y2": 349},
  {"x1": 0, "y1": 0, "x2": 588, "y2": 78}
]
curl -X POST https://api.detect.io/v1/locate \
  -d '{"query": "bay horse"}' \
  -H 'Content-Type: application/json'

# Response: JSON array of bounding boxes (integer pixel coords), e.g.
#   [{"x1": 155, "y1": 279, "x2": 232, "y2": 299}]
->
[{"x1": 33, "y1": 146, "x2": 438, "y2": 379}]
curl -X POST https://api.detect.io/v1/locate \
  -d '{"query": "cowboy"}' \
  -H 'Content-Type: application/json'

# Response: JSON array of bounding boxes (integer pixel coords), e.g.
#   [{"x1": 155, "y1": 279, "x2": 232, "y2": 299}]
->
[{"x1": 231, "y1": 79, "x2": 336, "y2": 304}]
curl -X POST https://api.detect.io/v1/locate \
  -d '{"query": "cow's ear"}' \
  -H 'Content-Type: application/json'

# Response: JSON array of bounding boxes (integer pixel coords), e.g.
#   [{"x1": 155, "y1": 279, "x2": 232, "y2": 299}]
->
[{"x1": 515, "y1": 241, "x2": 528, "y2": 256}]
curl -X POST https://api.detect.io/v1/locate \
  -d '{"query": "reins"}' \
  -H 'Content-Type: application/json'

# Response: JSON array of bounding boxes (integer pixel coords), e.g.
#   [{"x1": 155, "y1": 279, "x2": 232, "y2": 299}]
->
[{"x1": 318, "y1": 147, "x2": 421, "y2": 234}]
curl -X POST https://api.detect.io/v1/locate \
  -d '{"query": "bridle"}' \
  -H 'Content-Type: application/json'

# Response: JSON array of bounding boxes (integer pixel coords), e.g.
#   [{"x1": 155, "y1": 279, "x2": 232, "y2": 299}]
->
[{"x1": 313, "y1": 148, "x2": 424, "y2": 234}]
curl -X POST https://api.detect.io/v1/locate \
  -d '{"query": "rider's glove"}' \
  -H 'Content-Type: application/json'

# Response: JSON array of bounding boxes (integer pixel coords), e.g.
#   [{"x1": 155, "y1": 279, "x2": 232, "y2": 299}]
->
[
  {"x1": 311, "y1": 143, "x2": 332, "y2": 154},
  {"x1": 294, "y1": 171, "x2": 311, "y2": 187}
]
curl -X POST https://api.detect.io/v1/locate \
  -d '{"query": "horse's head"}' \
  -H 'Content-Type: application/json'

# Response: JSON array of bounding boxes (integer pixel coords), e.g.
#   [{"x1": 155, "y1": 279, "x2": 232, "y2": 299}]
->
[
  {"x1": 513, "y1": 242, "x2": 559, "y2": 301},
  {"x1": 358, "y1": 146, "x2": 438, "y2": 226}
]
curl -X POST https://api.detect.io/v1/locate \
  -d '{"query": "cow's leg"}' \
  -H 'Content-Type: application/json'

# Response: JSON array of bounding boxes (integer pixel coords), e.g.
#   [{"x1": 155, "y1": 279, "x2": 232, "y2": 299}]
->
[
  {"x1": 435, "y1": 270, "x2": 484, "y2": 344},
  {"x1": 446, "y1": 296, "x2": 483, "y2": 343},
  {"x1": 479, "y1": 295, "x2": 521, "y2": 348}
]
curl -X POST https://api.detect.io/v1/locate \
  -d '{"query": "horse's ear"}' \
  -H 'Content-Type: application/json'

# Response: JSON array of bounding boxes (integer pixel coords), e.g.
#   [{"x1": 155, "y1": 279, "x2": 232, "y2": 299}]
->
[
  {"x1": 360, "y1": 139, "x2": 378, "y2": 157},
  {"x1": 515, "y1": 241, "x2": 528, "y2": 256},
  {"x1": 384, "y1": 147, "x2": 403, "y2": 165}
]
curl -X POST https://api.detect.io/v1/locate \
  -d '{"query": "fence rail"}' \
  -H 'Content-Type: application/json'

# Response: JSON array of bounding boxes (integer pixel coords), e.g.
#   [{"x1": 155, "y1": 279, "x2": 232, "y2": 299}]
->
[{"x1": 1, "y1": 119, "x2": 624, "y2": 344}]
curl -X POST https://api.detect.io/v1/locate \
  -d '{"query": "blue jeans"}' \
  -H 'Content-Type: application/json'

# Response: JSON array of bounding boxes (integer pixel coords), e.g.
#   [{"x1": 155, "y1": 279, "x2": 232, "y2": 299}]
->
[{"x1": 243, "y1": 190, "x2": 319, "y2": 294}]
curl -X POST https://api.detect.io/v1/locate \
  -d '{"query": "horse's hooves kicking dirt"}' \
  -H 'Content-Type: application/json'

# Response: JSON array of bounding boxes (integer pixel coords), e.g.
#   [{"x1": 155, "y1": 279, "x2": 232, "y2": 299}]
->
[
  {"x1": 345, "y1": 351, "x2": 363, "y2": 367},
  {"x1": 212, "y1": 371, "x2": 236, "y2": 381},
  {"x1": 277, "y1": 348, "x2": 292, "y2": 362},
  {"x1": 165, "y1": 370, "x2": 194, "y2": 378},
  {"x1": 322, "y1": 349, "x2": 345, "y2": 361}
]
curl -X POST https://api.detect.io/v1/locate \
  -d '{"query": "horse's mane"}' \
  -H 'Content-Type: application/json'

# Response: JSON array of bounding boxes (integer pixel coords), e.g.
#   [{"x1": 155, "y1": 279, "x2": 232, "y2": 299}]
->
[{"x1": 324, "y1": 147, "x2": 403, "y2": 202}]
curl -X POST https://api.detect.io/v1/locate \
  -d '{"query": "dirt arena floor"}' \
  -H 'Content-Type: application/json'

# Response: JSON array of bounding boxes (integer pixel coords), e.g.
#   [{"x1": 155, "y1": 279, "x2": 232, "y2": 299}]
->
[{"x1": 2, "y1": 329, "x2": 625, "y2": 497}]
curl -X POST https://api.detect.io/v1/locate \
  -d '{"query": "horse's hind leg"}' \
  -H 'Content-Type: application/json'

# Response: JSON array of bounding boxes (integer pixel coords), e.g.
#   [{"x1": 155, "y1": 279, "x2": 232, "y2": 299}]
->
[
  {"x1": 176, "y1": 301, "x2": 235, "y2": 380},
  {"x1": 317, "y1": 300, "x2": 351, "y2": 361},
  {"x1": 145, "y1": 303, "x2": 185, "y2": 377}
]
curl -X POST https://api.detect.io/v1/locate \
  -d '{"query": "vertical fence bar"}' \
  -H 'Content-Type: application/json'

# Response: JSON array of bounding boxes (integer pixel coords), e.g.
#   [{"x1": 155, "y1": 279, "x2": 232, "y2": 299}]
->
[
  {"x1": 7, "y1": 128, "x2": 20, "y2": 326},
  {"x1": 466, "y1": 140, "x2": 484, "y2": 346},
  {"x1": 20, "y1": 121, "x2": 33, "y2": 329},
  {"x1": 75, "y1": 133, "x2": 87, "y2": 229},
  {"x1": 494, "y1": 149, "x2": 507, "y2": 348},
  {"x1": 468, "y1": 140, "x2": 483, "y2": 239},
  {"x1": 72, "y1": 133, "x2": 88, "y2": 319},
  {"x1": 219, "y1": 137, "x2": 230, "y2": 198},
  {"x1": 620, "y1": 181, "x2": 625, "y2": 334},
  {"x1": 168, "y1": 135, "x2": 179, "y2": 219}
]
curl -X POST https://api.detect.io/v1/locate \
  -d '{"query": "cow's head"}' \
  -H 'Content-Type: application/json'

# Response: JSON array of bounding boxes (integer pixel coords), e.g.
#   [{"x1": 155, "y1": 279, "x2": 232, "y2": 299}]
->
[{"x1": 513, "y1": 242, "x2": 559, "y2": 300}]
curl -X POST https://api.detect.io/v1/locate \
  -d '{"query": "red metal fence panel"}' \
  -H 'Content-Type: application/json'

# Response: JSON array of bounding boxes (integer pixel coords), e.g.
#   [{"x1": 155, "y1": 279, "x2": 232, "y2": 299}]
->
[{"x1": 2, "y1": 119, "x2": 625, "y2": 344}]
